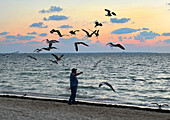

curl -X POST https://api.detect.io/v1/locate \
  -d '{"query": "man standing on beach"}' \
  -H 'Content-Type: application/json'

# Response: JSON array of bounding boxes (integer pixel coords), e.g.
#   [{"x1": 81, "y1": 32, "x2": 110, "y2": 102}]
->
[{"x1": 68, "y1": 68, "x2": 83, "y2": 105}]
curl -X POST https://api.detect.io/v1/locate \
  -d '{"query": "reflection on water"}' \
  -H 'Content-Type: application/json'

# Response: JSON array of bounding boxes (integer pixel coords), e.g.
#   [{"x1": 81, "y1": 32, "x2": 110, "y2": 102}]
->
[{"x1": 0, "y1": 53, "x2": 170, "y2": 110}]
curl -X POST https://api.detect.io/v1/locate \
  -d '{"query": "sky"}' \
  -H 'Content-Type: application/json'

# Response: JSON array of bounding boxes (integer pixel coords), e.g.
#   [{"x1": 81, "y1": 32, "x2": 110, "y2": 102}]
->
[{"x1": 0, "y1": 0, "x2": 170, "y2": 53}]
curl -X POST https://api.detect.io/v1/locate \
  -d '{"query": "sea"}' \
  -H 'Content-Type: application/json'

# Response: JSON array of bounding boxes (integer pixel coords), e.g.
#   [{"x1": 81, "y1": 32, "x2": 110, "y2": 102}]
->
[{"x1": 0, "y1": 53, "x2": 170, "y2": 110}]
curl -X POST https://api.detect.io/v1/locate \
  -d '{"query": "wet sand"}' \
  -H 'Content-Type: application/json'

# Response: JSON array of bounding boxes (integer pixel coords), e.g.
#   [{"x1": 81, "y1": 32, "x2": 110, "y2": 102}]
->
[{"x1": 0, "y1": 97, "x2": 170, "y2": 120}]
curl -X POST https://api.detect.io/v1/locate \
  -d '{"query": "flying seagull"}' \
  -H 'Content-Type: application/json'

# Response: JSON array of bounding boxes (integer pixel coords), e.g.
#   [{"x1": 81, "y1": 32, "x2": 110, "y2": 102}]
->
[
  {"x1": 151, "y1": 103, "x2": 169, "y2": 109},
  {"x1": 93, "y1": 60, "x2": 102, "y2": 67},
  {"x1": 34, "y1": 48, "x2": 42, "y2": 53},
  {"x1": 106, "y1": 42, "x2": 125, "y2": 50},
  {"x1": 50, "y1": 29, "x2": 69, "y2": 37},
  {"x1": 99, "y1": 82, "x2": 116, "y2": 92},
  {"x1": 4, "y1": 51, "x2": 19, "y2": 57},
  {"x1": 42, "y1": 39, "x2": 59, "y2": 44},
  {"x1": 74, "y1": 42, "x2": 89, "y2": 51},
  {"x1": 69, "y1": 30, "x2": 80, "y2": 35},
  {"x1": 27, "y1": 55, "x2": 37, "y2": 60},
  {"x1": 94, "y1": 21, "x2": 103, "y2": 28},
  {"x1": 82, "y1": 29, "x2": 97, "y2": 38},
  {"x1": 105, "y1": 9, "x2": 116, "y2": 17},
  {"x1": 88, "y1": 29, "x2": 100, "y2": 39},
  {"x1": 49, "y1": 60, "x2": 58, "y2": 64},
  {"x1": 51, "y1": 54, "x2": 64, "y2": 61}
]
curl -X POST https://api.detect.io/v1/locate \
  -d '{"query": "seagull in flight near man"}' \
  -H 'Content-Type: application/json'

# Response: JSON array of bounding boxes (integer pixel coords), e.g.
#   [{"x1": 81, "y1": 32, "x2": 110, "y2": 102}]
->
[{"x1": 99, "y1": 82, "x2": 116, "y2": 92}]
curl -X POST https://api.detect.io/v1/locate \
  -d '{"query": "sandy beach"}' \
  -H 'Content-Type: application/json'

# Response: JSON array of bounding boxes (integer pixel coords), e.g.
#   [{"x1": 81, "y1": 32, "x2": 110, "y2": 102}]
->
[{"x1": 0, "y1": 96, "x2": 170, "y2": 120}]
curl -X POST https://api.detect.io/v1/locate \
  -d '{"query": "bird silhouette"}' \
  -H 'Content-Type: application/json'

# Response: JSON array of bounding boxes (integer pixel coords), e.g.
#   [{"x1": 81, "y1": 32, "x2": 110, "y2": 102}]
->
[
  {"x1": 50, "y1": 29, "x2": 69, "y2": 37},
  {"x1": 94, "y1": 21, "x2": 103, "y2": 28},
  {"x1": 82, "y1": 29, "x2": 97, "y2": 38},
  {"x1": 69, "y1": 30, "x2": 80, "y2": 35},
  {"x1": 74, "y1": 42, "x2": 89, "y2": 51},
  {"x1": 51, "y1": 54, "x2": 64, "y2": 61},
  {"x1": 42, "y1": 39, "x2": 59, "y2": 44},
  {"x1": 4, "y1": 51, "x2": 19, "y2": 57},
  {"x1": 27, "y1": 55, "x2": 37, "y2": 60},
  {"x1": 106, "y1": 42, "x2": 125, "y2": 50},
  {"x1": 99, "y1": 82, "x2": 116, "y2": 92},
  {"x1": 93, "y1": 60, "x2": 102, "y2": 67},
  {"x1": 49, "y1": 59, "x2": 58, "y2": 64},
  {"x1": 151, "y1": 103, "x2": 169, "y2": 109},
  {"x1": 34, "y1": 48, "x2": 42, "y2": 53},
  {"x1": 105, "y1": 9, "x2": 116, "y2": 17},
  {"x1": 42, "y1": 47, "x2": 58, "y2": 51}
]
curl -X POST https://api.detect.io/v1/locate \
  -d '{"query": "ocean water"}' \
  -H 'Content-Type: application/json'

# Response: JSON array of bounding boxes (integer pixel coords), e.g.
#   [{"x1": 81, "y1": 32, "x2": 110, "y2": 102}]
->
[{"x1": 0, "y1": 53, "x2": 170, "y2": 110}]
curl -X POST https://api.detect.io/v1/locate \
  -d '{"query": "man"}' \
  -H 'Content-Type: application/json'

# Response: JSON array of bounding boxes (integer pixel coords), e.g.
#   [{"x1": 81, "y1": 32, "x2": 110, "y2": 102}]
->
[{"x1": 68, "y1": 68, "x2": 83, "y2": 105}]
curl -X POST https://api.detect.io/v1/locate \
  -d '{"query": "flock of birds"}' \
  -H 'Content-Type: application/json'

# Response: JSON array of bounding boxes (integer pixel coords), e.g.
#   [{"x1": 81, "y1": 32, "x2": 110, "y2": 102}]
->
[{"x1": 2, "y1": 9, "x2": 168, "y2": 110}]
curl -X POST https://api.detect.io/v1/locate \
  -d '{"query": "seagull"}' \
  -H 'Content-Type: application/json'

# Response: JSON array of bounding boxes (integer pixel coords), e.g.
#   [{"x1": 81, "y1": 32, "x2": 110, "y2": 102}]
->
[
  {"x1": 69, "y1": 30, "x2": 80, "y2": 35},
  {"x1": 106, "y1": 42, "x2": 125, "y2": 50},
  {"x1": 50, "y1": 29, "x2": 69, "y2": 37},
  {"x1": 51, "y1": 54, "x2": 64, "y2": 61},
  {"x1": 88, "y1": 29, "x2": 99, "y2": 39},
  {"x1": 151, "y1": 103, "x2": 169, "y2": 109},
  {"x1": 99, "y1": 82, "x2": 116, "y2": 92},
  {"x1": 93, "y1": 60, "x2": 102, "y2": 67},
  {"x1": 34, "y1": 48, "x2": 42, "y2": 53},
  {"x1": 74, "y1": 42, "x2": 89, "y2": 51},
  {"x1": 94, "y1": 21, "x2": 103, "y2": 28},
  {"x1": 4, "y1": 51, "x2": 19, "y2": 57},
  {"x1": 49, "y1": 60, "x2": 58, "y2": 64},
  {"x1": 105, "y1": 9, "x2": 116, "y2": 17},
  {"x1": 42, "y1": 39, "x2": 59, "y2": 44},
  {"x1": 82, "y1": 29, "x2": 97, "y2": 38},
  {"x1": 27, "y1": 55, "x2": 37, "y2": 60}
]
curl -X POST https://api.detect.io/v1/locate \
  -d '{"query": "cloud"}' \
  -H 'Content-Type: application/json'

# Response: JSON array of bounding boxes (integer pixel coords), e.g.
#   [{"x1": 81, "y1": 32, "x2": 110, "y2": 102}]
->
[
  {"x1": 111, "y1": 28, "x2": 141, "y2": 34},
  {"x1": 29, "y1": 22, "x2": 48, "y2": 28},
  {"x1": 162, "y1": 33, "x2": 170, "y2": 36},
  {"x1": 118, "y1": 36, "x2": 123, "y2": 41},
  {"x1": 163, "y1": 39, "x2": 170, "y2": 44},
  {"x1": 0, "y1": 32, "x2": 9, "y2": 35},
  {"x1": 134, "y1": 35, "x2": 145, "y2": 42},
  {"x1": 39, "y1": 33, "x2": 47, "y2": 37},
  {"x1": 142, "y1": 28, "x2": 149, "y2": 30},
  {"x1": 26, "y1": 41, "x2": 42, "y2": 44},
  {"x1": 27, "y1": 32, "x2": 37, "y2": 35},
  {"x1": 59, "y1": 25, "x2": 73, "y2": 29},
  {"x1": 110, "y1": 18, "x2": 131, "y2": 23},
  {"x1": 134, "y1": 31, "x2": 160, "y2": 42},
  {"x1": 39, "y1": 6, "x2": 62, "y2": 13},
  {"x1": 43, "y1": 15, "x2": 68, "y2": 21},
  {"x1": 5, "y1": 40, "x2": 16, "y2": 43},
  {"x1": 6, "y1": 34, "x2": 36, "y2": 40}
]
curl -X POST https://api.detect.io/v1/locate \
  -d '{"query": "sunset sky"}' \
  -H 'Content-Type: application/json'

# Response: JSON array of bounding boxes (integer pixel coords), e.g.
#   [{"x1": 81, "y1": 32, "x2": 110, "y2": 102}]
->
[{"x1": 0, "y1": 0, "x2": 170, "y2": 53}]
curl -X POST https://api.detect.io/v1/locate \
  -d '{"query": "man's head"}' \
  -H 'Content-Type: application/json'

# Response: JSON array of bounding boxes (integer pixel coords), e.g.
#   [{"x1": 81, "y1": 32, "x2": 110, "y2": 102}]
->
[{"x1": 72, "y1": 68, "x2": 77, "y2": 73}]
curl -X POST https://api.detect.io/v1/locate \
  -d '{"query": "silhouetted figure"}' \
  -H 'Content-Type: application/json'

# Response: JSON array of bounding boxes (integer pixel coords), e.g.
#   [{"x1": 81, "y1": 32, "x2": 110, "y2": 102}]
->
[
  {"x1": 50, "y1": 29, "x2": 69, "y2": 37},
  {"x1": 94, "y1": 21, "x2": 103, "y2": 28},
  {"x1": 106, "y1": 42, "x2": 125, "y2": 50},
  {"x1": 105, "y1": 9, "x2": 116, "y2": 17},
  {"x1": 82, "y1": 29, "x2": 96, "y2": 38},
  {"x1": 27, "y1": 55, "x2": 37, "y2": 60},
  {"x1": 69, "y1": 30, "x2": 80, "y2": 35},
  {"x1": 74, "y1": 42, "x2": 89, "y2": 51},
  {"x1": 99, "y1": 82, "x2": 116, "y2": 92},
  {"x1": 151, "y1": 103, "x2": 169, "y2": 109},
  {"x1": 51, "y1": 54, "x2": 64, "y2": 61}
]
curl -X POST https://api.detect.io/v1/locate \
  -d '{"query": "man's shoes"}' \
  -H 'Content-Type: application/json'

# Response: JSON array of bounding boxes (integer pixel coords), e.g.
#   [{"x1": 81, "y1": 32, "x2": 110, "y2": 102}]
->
[
  {"x1": 68, "y1": 102, "x2": 72, "y2": 105},
  {"x1": 72, "y1": 101, "x2": 78, "y2": 104}
]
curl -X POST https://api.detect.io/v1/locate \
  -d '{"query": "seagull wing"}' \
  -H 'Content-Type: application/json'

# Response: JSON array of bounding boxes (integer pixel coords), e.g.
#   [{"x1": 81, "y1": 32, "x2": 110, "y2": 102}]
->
[
  {"x1": 112, "y1": 12, "x2": 116, "y2": 16},
  {"x1": 56, "y1": 30, "x2": 62, "y2": 37},
  {"x1": 49, "y1": 43, "x2": 53, "y2": 48},
  {"x1": 82, "y1": 29, "x2": 90, "y2": 36},
  {"x1": 74, "y1": 42, "x2": 78, "y2": 51},
  {"x1": 51, "y1": 53, "x2": 59, "y2": 60},
  {"x1": 80, "y1": 42, "x2": 89, "y2": 47},
  {"x1": 117, "y1": 44, "x2": 125, "y2": 50},
  {"x1": 59, "y1": 54, "x2": 64, "y2": 59},
  {"x1": 105, "y1": 82, "x2": 116, "y2": 92},
  {"x1": 90, "y1": 30, "x2": 97, "y2": 37}
]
